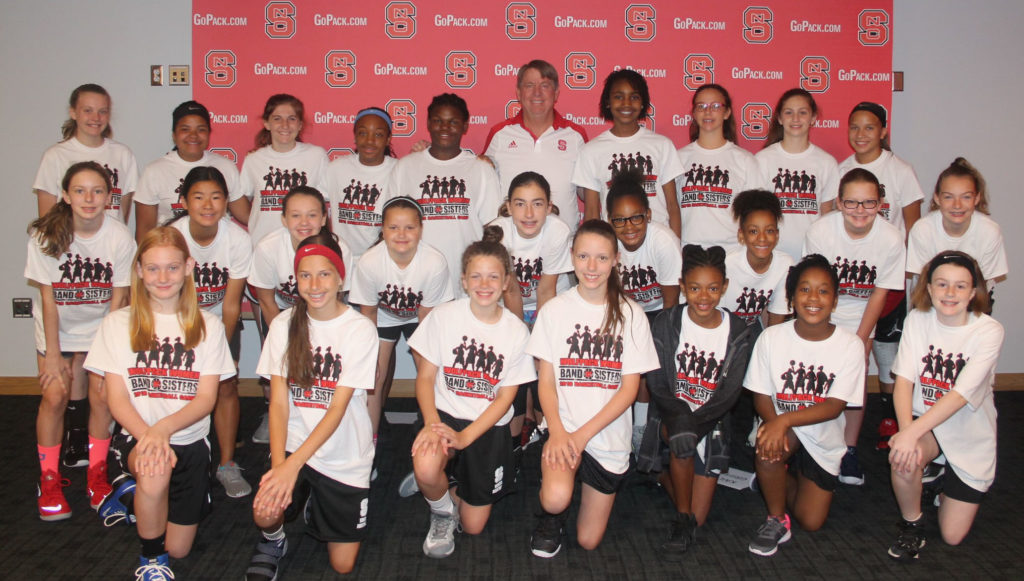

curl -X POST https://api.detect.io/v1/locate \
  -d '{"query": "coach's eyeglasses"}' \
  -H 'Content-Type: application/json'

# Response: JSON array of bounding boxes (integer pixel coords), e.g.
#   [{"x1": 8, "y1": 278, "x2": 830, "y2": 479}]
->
[
  {"x1": 694, "y1": 102, "x2": 726, "y2": 112},
  {"x1": 840, "y1": 199, "x2": 880, "y2": 209},
  {"x1": 610, "y1": 214, "x2": 647, "y2": 228}
]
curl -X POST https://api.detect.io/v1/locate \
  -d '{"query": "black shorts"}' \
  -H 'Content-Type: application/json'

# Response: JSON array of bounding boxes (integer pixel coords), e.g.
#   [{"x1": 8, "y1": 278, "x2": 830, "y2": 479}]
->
[
  {"x1": 578, "y1": 451, "x2": 627, "y2": 495},
  {"x1": 512, "y1": 380, "x2": 540, "y2": 417},
  {"x1": 940, "y1": 464, "x2": 987, "y2": 505},
  {"x1": 378, "y1": 321, "x2": 418, "y2": 342},
  {"x1": 433, "y1": 411, "x2": 515, "y2": 506},
  {"x1": 874, "y1": 292, "x2": 907, "y2": 343},
  {"x1": 788, "y1": 444, "x2": 838, "y2": 492},
  {"x1": 295, "y1": 464, "x2": 370, "y2": 543},
  {"x1": 111, "y1": 431, "x2": 212, "y2": 526}
]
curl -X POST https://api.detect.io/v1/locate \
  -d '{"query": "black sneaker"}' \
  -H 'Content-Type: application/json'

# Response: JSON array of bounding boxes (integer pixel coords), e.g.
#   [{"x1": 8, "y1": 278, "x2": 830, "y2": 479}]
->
[
  {"x1": 662, "y1": 512, "x2": 697, "y2": 555},
  {"x1": 921, "y1": 463, "x2": 945, "y2": 485},
  {"x1": 530, "y1": 511, "x2": 566, "y2": 558},
  {"x1": 61, "y1": 428, "x2": 88, "y2": 469},
  {"x1": 838, "y1": 447, "x2": 865, "y2": 486},
  {"x1": 246, "y1": 535, "x2": 288, "y2": 580},
  {"x1": 887, "y1": 518, "x2": 925, "y2": 561}
]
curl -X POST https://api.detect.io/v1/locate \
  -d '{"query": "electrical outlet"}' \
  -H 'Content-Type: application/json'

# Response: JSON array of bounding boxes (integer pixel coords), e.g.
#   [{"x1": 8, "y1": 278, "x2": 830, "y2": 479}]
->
[
  {"x1": 13, "y1": 298, "x2": 32, "y2": 318},
  {"x1": 169, "y1": 65, "x2": 190, "y2": 86},
  {"x1": 150, "y1": 65, "x2": 164, "y2": 86}
]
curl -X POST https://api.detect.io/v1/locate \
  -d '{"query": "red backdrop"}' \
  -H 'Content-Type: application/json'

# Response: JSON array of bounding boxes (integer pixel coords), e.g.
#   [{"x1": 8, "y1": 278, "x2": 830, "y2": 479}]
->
[{"x1": 193, "y1": 0, "x2": 893, "y2": 163}]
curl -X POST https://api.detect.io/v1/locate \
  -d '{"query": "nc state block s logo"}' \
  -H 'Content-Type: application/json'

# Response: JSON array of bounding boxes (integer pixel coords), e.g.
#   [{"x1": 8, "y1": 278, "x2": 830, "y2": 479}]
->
[
  {"x1": 625, "y1": 4, "x2": 656, "y2": 42},
  {"x1": 204, "y1": 50, "x2": 236, "y2": 88},
  {"x1": 265, "y1": 1, "x2": 296, "y2": 39},
  {"x1": 385, "y1": 2, "x2": 417, "y2": 39},
  {"x1": 741, "y1": 103, "x2": 772, "y2": 141},
  {"x1": 742, "y1": 7, "x2": 773, "y2": 44},
  {"x1": 445, "y1": 51, "x2": 477, "y2": 89},
  {"x1": 683, "y1": 54, "x2": 714, "y2": 91},
  {"x1": 858, "y1": 9, "x2": 890, "y2": 46},
  {"x1": 800, "y1": 56, "x2": 830, "y2": 93},
  {"x1": 386, "y1": 99, "x2": 416, "y2": 137},
  {"x1": 564, "y1": 52, "x2": 596, "y2": 90},
  {"x1": 506, "y1": 3, "x2": 536, "y2": 40}
]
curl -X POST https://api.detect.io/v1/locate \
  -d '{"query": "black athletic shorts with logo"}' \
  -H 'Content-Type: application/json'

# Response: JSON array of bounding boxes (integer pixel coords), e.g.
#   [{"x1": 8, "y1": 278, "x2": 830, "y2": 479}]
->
[
  {"x1": 436, "y1": 410, "x2": 515, "y2": 506},
  {"x1": 111, "y1": 431, "x2": 212, "y2": 525}
]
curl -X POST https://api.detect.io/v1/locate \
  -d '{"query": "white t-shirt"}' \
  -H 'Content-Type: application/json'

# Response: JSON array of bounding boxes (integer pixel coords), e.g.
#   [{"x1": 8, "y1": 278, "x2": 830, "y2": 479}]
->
[
  {"x1": 526, "y1": 288, "x2": 659, "y2": 473},
  {"x1": 487, "y1": 215, "x2": 573, "y2": 312},
  {"x1": 239, "y1": 143, "x2": 329, "y2": 245},
  {"x1": 348, "y1": 241, "x2": 454, "y2": 327},
  {"x1": 484, "y1": 113, "x2": 588, "y2": 230},
  {"x1": 249, "y1": 228, "x2": 353, "y2": 310},
  {"x1": 616, "y1": 222, "x2": 682, "y2": 313},
  {"x1": 744, "y1": 321, "x2": 864, "y2": 475},
  {"x1": 135, "y1": 151, "x2": 243, "y2": 226},
  {"x1": 755, "y1": 143, "x2": 839, "y2": 259},
  {"x1": 33, "y1": 137, "x2": 139, "y2": 222},
  {"x1": 572, "y1": 127, "x2": 684, "y2": 229},
  {"x1": 892, "y1": 309, "x2": 1003, "y2": 492},
  {"x1": 25, "y1": 218, "x2": 135, "y2": 352},
  {"x1": 171, "y1": 218, "x2": 253, "y2": 317},
  {"x1": 85, "y1": 308, "x2": 236, "y2": 445},
  {"x1": 408, "y1": 298, "x2": 537, "y2": 426},
  {"x1": 803, "y1": 212, "x2": 905, "y2": 333},
  {"x1": 256, "y1": 306, "x2": 377, "y2": 487},
  {"x1": 906, "y1": 211, "x2": 1008, "y2": 282},
  {"x1": 324, "y1": 155, "x2": 397, "y2": 260},
  {"x1": 676, "y1": 141, "x2": 760, "y2": 250},
  {"x1": 722, "y1": 248, "x2": 793, "y2": 323},
  {"x1": 386, "y1": 149, "x2": 502, "y2": 293},
  {"x1": 674, "y1": 307, "x2": 731, "y2": 411},
  {"x1": 838, "y1": 150, "x2": 925, "y2": 237}
]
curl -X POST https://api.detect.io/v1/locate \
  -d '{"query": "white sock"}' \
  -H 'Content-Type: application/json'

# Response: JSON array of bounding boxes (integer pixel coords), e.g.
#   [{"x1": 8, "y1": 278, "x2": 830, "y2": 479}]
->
[
  {"x1": 426, "y1": 490, "x2": 454, "y2": 515},
  {"x1": 634, "y1": 402, "x2": 649, "y2": 426},
  {"x1": 263, "y1": 525, "x2": 285, "y2": 541}
]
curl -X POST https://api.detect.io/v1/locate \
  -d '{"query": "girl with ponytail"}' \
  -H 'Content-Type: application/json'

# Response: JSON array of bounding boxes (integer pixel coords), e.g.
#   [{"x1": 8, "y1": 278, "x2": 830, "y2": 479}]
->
[
  {"x1": 247, "y1": 231, "x2": 379, "y2": 576},
  {"x1": 26, "y1": 161, "x2": 135, "y2": 523},
  {"x1": 524, "y1": 219, "x2": 659, "y2": 557}
]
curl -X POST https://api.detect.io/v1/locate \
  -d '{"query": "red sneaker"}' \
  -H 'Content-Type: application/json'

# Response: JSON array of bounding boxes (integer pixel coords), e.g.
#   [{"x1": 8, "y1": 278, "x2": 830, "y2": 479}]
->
[
  {"x1": 38, "y1": 470, "x2": 72, "y2": 521},
  {"x1": 88, "y1": 462, "x2": 113, "y2": 510},
  {"x1": 877, "y1": 418, "x2": 898, "y2": 450}
]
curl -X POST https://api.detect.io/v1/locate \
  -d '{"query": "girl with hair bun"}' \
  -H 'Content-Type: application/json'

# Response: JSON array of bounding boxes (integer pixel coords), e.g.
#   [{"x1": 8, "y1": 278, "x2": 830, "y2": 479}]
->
[
  {"x1": 645, "y1": 244, "x2": 760, "y2": 555},
  {"x1": 755, "y1": 88, "x2": 840, "y2": 259},
  {"x1": 723, "y1": 189, "x2": 793, "y2": 328}
]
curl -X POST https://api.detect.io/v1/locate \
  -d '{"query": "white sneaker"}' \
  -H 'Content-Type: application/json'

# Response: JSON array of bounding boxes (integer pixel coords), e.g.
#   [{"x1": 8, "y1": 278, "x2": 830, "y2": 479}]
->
[
  {"x1": 398, "y1": 470, "x2": 419, "y2": 498},
  {"x1": 251, "y1": 413, "x2": 270, "y2": 444},
  {"x1": 216, "y1": 462, "x2": 252, "y2": 498},
  {"x1": 422, "y1": 504, "x2": 459, "y2": 558}
]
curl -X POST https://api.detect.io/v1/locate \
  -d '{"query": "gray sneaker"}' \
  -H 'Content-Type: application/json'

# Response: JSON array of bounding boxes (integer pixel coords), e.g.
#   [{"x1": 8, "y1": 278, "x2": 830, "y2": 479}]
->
[
  {"x1": 252, "y1": 412, "x2": 270, "y2": 444},
  {"x1": 398, "y1": 470, "x2": 419, "y2": 498},
  {"x1": 216, "y1": 462, "x2": 252, "y2": 498},
  {"x1": 422, "y1": 505, "x2": 459, "y2": 558},
  {"x1": 748, "y1": 514, "x2": 792, "y2": 556}
]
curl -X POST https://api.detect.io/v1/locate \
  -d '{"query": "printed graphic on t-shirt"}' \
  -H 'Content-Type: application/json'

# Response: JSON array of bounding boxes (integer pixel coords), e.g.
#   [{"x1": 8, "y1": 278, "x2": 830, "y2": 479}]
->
[
  {"x1": 776, "y1": 360, "x2": 837, "y2": 411},
  {"x1": 102, "y1": 164, "x2": 124, "y2": 212},
  {"x1": 732, "y1": 287, "x2": 771, "y2": 323},
  {"x1": 193, "y1": 262, "x2": 229, "y2": 307},
  {"x1": 276, "y1": 276, "x2": 298, "y2": 307},
  {"x1": 679, "y1": 163, "x2": 732, "y2": 209},
  {"x1": 128, "y1": 335, "x2": 200, "y2": 400},
  {"x1": 377, "y1": 284, "x2": 423, "y2": 319},
  {"x1": 416, "y1": 175, "x2": 469, "y2": 220},
  {"x1": 53, "y1": 252, "x2": 114, "y2": 305},
  {"x1": 832, "y1": 256, "x2": 876, "y2": 299},
  {"x1": 674, "y1": 342, "x2": 722, "y2": 406},
  {"x1": 559, "y1": 324, "x2": 624, "y2": 389},
  {"x1": 769, "y1": 167, "x2": 818, "y2": 215},
  {"x1": 444, "y1": 336, "x2": 506, "y2": 400},
  {"x1": 606, "y1": 152, "x2": 658, "y2": 199},
  {"x1": 919, "y1": 345, "x2": 969, "y2": 407},
  {"x1": 618, "y1": 264, "x2": 662, "y2": 304},
  {"x1": 514, "y1": 256, "x2": 542, "y2": 298},
  {"x1": 171, "y1": 178, "x2": 186, "y2": 218},
  {"x1": 877, "y1": 183, "x2": 892, "y2": 221},
  {"x1": 260, "y1": 166, "x2": 309, "y2": 212},
  {"x1": 288, "y1": 345, "x2": 344, "y2": 410},
  {"x1": 337, "y1": 179, "x2": 383, "y2": 227}
]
